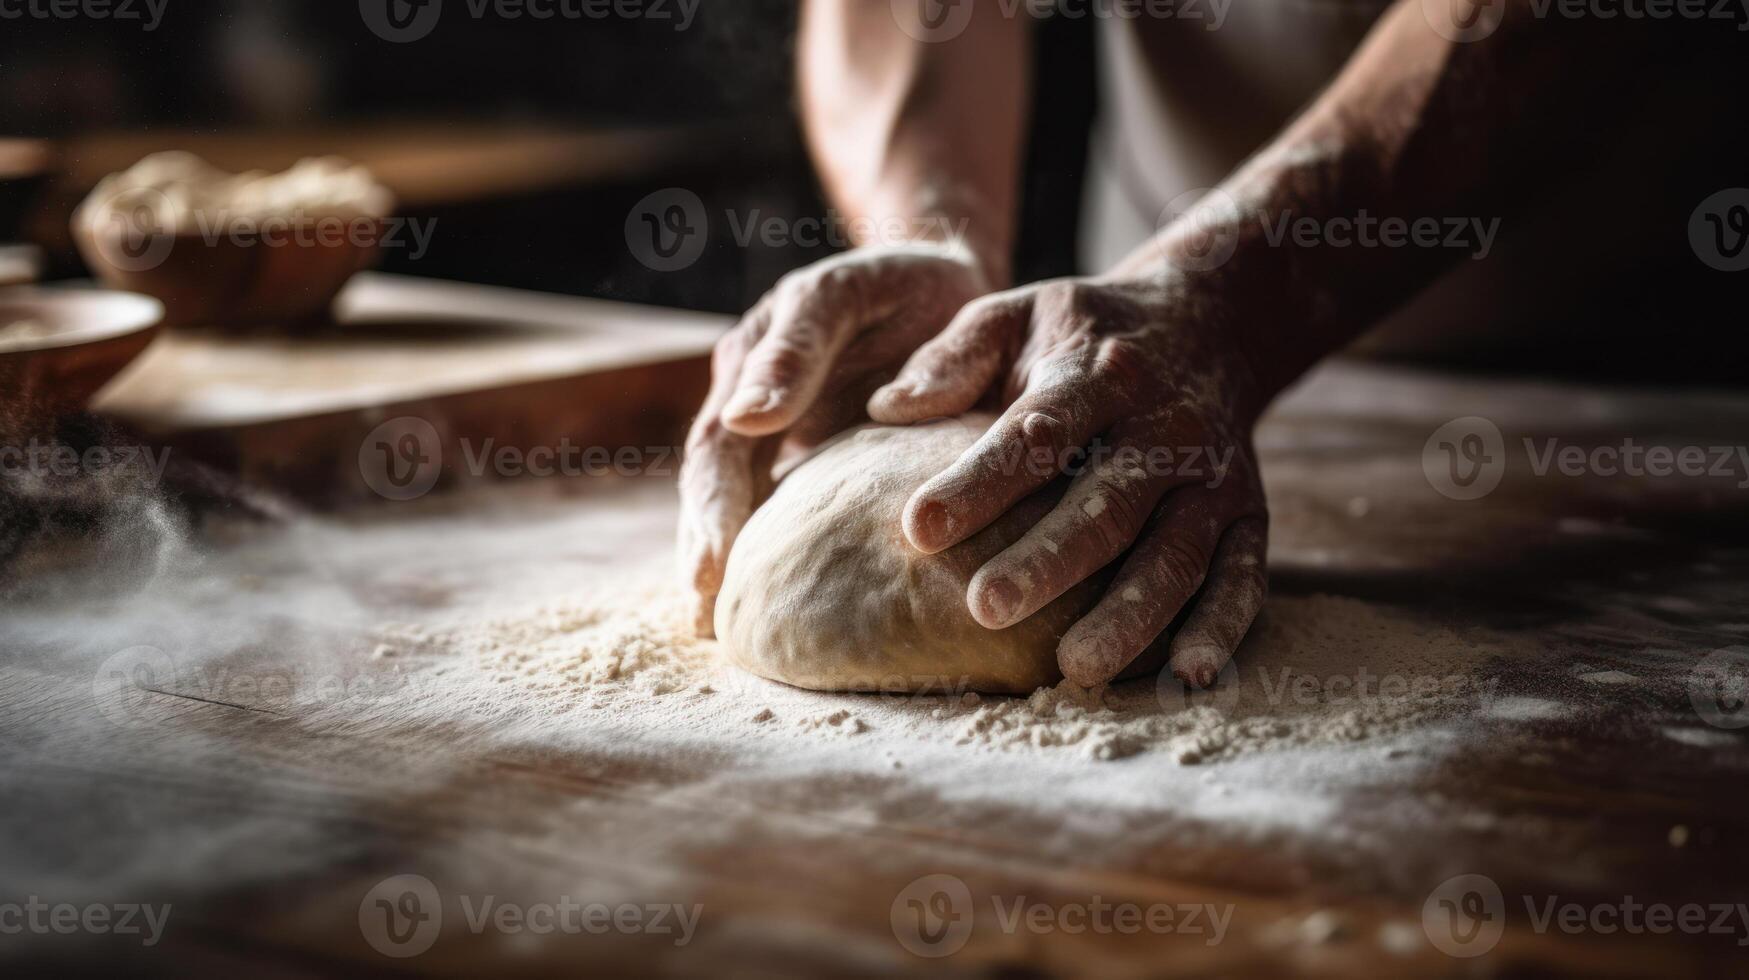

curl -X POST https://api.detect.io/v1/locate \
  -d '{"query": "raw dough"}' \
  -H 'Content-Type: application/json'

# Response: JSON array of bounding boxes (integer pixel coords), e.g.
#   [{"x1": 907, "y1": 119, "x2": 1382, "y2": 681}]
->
[{"x1": 715, "y1": 416, "x2": 1164, "y2": 694}]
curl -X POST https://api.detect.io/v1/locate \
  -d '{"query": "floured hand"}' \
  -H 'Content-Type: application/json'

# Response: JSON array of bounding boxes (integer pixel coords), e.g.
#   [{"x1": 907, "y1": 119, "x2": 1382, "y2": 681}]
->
[
  {"x1": 868, "y1": 271, "x2": 1270, "y2": 689},
  {"x1": 679, "y1": 242, "x2": 995, "y2": 636}
]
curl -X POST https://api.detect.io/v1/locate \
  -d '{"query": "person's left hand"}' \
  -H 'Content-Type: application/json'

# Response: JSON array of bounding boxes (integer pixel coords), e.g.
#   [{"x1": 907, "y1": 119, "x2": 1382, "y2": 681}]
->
[{"x1": 866, "y1": 271, "x2": 1271, "y2": 689}]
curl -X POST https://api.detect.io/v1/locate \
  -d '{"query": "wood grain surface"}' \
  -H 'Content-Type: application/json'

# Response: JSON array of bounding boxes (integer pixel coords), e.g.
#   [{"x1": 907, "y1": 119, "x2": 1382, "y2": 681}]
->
[
  {"x1": 3, "y1": 361, "x2": 1747, "y2": 977},
  {"x1": 92, "y1": 274, "x2": 724, "y2": 502}
]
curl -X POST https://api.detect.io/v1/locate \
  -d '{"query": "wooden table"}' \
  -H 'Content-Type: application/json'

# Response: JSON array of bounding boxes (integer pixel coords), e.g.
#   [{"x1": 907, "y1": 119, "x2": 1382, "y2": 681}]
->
[
  {"x1": 92, "y1": 273, "x2": 723, "y2": 502},
  {"x1": 2, "y1": 360, "x2": 1746, "y2": 977}
]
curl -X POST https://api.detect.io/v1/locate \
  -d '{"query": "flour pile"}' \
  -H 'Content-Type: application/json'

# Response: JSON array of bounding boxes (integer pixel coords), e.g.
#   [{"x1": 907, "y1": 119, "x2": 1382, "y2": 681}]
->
[{"x1": 376, "y1": 583, "x2": 1513, "y2": 765}]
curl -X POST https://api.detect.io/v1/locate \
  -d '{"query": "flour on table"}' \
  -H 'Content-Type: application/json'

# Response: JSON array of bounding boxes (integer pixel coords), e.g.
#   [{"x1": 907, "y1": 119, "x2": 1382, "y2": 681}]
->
[{"x1": 377, "y1": 584, "x2": 1516, "y2": 765}]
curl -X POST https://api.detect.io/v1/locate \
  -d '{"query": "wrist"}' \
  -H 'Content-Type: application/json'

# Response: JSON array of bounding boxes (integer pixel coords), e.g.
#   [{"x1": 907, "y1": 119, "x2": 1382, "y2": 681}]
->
[{"x1": 860, "y1": 182, "x2": 1013, "y2": 289}]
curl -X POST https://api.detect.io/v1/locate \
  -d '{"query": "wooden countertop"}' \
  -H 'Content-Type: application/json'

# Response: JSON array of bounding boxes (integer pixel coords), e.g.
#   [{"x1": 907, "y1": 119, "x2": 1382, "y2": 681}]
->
[{"x1": 2, "y1": 361, "x2": 1746, "y2": 976}]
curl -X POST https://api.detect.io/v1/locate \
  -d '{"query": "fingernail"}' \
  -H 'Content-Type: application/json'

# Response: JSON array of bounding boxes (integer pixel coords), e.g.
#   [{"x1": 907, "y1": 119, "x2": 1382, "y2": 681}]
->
[
  {"x1": 904, "y1": 498, "x2": 957, "y2": 553},
  {"x1": 1173, "y1": 646, "x2": 1223, "y2": 689},
  {"x1": 1061, "y1": 635, "x2": 1108, "y2": 686},
  {"x1": 724, "y1": 385, "x2": 778, "y2": 420},
  {"x1": 882, "y1": 378, "x2": 921, "y2": 401},
  {"x1": 975, "y1": 576, "x2": 1023, "y2": 628}
]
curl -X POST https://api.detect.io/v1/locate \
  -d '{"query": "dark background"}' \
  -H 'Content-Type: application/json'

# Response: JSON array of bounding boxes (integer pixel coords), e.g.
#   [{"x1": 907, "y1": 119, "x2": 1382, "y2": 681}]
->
[{"x1": 0, "y1": 0, "x2": 1094, "y2": 315}]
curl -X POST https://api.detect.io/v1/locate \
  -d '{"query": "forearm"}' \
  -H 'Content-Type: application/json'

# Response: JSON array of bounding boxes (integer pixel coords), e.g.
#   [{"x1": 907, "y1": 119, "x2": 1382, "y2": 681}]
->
[
  {"x1": 1113, "y1": 0, "x2": 1690, "y2": 400},
  {"x1": 798, "y1": 0, "x2": 1031, "y2": 286}
]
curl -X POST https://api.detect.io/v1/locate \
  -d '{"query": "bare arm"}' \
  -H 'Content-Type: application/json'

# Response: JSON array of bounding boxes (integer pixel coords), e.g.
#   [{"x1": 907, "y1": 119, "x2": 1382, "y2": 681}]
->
[
  {"x1": 679, "y1": 2, "x2": 1034, "y2": 633},
  {"x1": 798, "y1": 0, "x2": 1031, "y2": 286},
  {"x1": 1126, "y1": 0, "x2": 1689, "y2": 400},
  {"x1": 872, "y1": 0, "x2": 1709, "y2": 687}
]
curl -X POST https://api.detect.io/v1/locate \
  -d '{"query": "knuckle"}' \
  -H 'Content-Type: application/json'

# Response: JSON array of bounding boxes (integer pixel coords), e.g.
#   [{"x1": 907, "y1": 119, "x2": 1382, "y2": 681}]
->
[
  {"x1": 753, "y1": 341, "x2": 811, "y2": 383},
  {"x1": 712, "y1": 327, "x2": 754, "y2": 367},
  {"x1": 1035, "y1": 278, "x2": 1088, "y2": 313},
  {"x1": 1084, "y1": 483, "x2": 1148, "y2": 554},
  {"x1": 1093, "y1": 337, "x2": 1150, "y2": 389},
  {"x1": 1150, "y1": 538, "x2": 1210, "y2": 597},
  {"x1": 959, "y1": 292, "x2": 1009, "y2": 326}
]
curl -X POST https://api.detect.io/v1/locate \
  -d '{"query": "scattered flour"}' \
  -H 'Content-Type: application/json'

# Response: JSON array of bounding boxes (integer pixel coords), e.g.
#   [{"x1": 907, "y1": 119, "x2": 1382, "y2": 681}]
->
[
  {"x1": 378, "y1": 586, "x2": 1517, "y2": 766},
  {"x1": 1481, "y1": 696, "x2": 1570, "y2": 722},
  {"x1": 1577, "y1": 669, "x2": 1640, "y2": 685}
]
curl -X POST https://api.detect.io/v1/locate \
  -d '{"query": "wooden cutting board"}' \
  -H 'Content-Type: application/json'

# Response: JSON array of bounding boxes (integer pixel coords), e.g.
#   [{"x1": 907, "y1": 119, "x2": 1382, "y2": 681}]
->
[{"x1": 93, "y1": 273, "x2": 726, "y2": 503}]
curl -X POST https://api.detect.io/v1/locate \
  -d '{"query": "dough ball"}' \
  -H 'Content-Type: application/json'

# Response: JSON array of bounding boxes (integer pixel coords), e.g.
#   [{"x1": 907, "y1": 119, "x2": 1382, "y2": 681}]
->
[{"x1": 715, "y1": 416, "x2": 1163, "y2": 694}]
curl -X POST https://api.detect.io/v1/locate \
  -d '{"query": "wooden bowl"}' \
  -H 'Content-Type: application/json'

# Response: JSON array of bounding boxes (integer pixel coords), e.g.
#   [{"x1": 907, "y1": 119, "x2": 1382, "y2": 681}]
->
[
  {"x1": 0, "y1": 288, "x2": 164, "y2": 432},
  {"x1": 74, "y1": 216, "x2": 382, "y2": 328}
]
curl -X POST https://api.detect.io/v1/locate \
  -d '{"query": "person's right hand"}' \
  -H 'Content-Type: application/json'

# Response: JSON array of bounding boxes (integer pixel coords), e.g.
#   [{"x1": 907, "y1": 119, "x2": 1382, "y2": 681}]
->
[{"x1": 679, "y1": 242, "x2": 996, "y2": 637}]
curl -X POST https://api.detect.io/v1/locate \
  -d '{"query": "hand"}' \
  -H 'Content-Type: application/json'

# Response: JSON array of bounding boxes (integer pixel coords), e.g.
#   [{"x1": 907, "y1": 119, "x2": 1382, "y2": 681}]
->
[
  {"x1": 679, "y1": 242, "x2": 996, "y2": 636},
  {"x1": 867, "y1": 272, "x2": 1270, "y2": 689}
]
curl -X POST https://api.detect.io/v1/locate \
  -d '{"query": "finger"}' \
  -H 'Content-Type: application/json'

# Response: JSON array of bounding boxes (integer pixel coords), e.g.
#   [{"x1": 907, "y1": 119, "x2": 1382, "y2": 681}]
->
[
  {"x1": 867, "y1": 291, "x2": 1030, "y2": 424},
  {"x1": 1053, "y1": 486, "x2": 1235, "y2": 686},
  {"x1": 677, "y1": 429, "x2": 781, "y2": 637},
  {"x1": 1167, "y1": 517, "x2": 1268, "y2": 689},
  {"x1": 965, "y1": 428, "x2": 1188, "y2": 630},
  {"x1": 900, "y1": 367, "x2": 1125, "y2": 555},
  {"x1": 723, "y1": 266, "x2": 888, "y2": 436}
]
